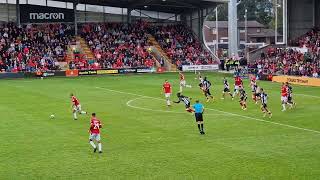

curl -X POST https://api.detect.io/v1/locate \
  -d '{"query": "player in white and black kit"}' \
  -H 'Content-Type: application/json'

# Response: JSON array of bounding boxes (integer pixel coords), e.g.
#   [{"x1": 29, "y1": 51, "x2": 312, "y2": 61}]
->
[
  {"x1": 253, "y1": 85, "x2": 261, "y2": 104},
  {"x1": 286, "y1": 82, "x2": 296, "y2": 109},
  {"x1": 260, "y1": 88, "x2": 272, "y2": 118},
  {"x1": 197, "y1": 73, "x2": 204, "y2": 92},
  {"x1": 202, "y1": 77, "x2": 214, "y2": 102},
  {"x1": 174, "y1": 93, "x2": 194, "y2": 113},
  {"x1": 239, "y1": 88, "x2": 248, "y2": 110},
  {"x1": 221, "y1": 77, "x2": 233, "y2": 100}
]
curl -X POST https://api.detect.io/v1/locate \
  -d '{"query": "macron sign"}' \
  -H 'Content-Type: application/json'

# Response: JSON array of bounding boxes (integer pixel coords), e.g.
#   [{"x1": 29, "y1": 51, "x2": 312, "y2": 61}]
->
[
  {"x1": 29, "y1": 13, "x2": 65, "y2": 20},
  {"x1": 20, "y1": 4, "x2": 74, "y2": 23}
]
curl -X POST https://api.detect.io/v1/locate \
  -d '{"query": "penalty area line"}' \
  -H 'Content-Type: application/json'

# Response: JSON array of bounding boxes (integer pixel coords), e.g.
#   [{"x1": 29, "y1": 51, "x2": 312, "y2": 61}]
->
[{"x1": 96, "y1": 86, "x2": 320, "y2": 135}]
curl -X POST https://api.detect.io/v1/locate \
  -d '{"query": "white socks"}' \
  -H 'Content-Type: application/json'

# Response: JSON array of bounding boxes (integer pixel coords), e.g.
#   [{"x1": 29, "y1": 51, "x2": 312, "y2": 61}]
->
[
  {"x1": 90, "y1": 141, "x2": 102, "y2": 152},
  {"x1": 80, "y1": 111, "x2": 87, "y2": 114},
  {"x1": 98, "y1": 143, "x2": 102, "y2": 152},
  {"x1": 73, "y1": 112, "x2": 77, "y2": 119},
  {"x1": 166, "y1": 99, "x2": 171, "y2": 106},
  {"x1": 186, "y1": 85, "x2": 192, "y2": 88},
  {"x1": 90, "y1": 141, "x2": 96, "y2": 149},
  {"x1": 282, "y1": 104, "x2": 286, "y2": 111},
  {"x1": 179, "y1": 86, "x2": 183, "y2": 92},
  {"x1": 233, "y1": 90, "x2": 238, "y2": 97}
]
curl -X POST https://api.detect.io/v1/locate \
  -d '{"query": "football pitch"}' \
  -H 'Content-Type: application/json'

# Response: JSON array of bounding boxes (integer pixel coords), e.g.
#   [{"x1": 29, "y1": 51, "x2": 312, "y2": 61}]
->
[{"x1": 1, "y1": 72, "x2": 320, "y2": 179}]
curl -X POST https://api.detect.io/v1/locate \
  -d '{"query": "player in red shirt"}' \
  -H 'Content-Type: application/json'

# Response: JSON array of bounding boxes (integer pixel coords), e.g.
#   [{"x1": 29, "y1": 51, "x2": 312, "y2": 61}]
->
[
  {"x1": 70, "y1": 93, "x2": 87, "y2": 120},
  {"x1": 162, "y1": 80, "x2": 172, "y2": 106},
  {"x1": 233, "y1": 76, "x2": 243, "y2": 97},
  {"x1": 179, "y1": 72, "x2": 192, "y2": 92},
  {"x1": 89, "y1": 113, "x2": 103, "y2": 153},
  {"x1": 281, "y1": 83, "x2": 288, "y2": 111}
]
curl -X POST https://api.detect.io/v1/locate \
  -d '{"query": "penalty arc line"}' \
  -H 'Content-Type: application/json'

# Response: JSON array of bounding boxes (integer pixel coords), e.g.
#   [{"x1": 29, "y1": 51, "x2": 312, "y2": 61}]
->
[
  {"x1": 95, "y1": 87, "x2": 320, "y2": 135},
  {"x1": 126, "y1": 97, "x2": 228, "y2": 116}
]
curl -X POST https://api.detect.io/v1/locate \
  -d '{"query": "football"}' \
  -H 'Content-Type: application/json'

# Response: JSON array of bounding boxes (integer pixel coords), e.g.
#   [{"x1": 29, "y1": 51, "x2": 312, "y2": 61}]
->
[{"x1": 50, "y1": 114, "x2": 55, "y2": 119}]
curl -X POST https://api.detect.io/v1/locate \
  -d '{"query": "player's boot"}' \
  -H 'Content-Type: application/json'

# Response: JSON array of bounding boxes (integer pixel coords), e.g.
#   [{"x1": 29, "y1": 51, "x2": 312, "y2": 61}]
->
[
  {"x1": 99, "y1": 151, "x2": 102, "y2": 153},
  {"x1": 94, "y1": 148, "x2": 97, "y2": 153}
]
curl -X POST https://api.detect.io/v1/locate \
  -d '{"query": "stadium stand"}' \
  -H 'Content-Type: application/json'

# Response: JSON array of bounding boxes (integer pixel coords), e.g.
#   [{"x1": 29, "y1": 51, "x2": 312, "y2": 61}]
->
[
  {"x1": 250, "y1": 28, "x2": 320, "y2": 78},
  {"x1": 0, "y1": 23, "x2": 73, "y2": 72},
  {"x1": 79, "y1": 21, "x2": 155, "y2": 69},
  {"x1": 149, "y1": 24, "x2": 216, "y2": 69},
  {"x1": 1, "y1": 21, "x2": 217, "y2": 72}
]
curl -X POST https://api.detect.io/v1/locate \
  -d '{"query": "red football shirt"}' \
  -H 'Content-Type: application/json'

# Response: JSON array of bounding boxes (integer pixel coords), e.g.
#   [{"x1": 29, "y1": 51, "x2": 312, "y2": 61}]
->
[
  {"x1": 163, "y1": 82, "x2": 172, "y2": 93},
  {"x1": 90, "y1": 118, "x2": 102, "y2": 134},
  {"x1": 281, "y1": 86, "x2": 288, "y2": 97},
  {"x1": 71, "y1": 96, "x2": 80, "y2": 106},
  {"x1": 235, "y1": 77, "x2": 242, "y2": 86}
]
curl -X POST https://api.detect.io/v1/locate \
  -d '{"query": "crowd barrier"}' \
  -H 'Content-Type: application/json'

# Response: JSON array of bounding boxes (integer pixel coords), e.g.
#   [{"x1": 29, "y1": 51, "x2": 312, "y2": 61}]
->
[
  {"x1": 272, "y1": 75, "x2": 320, "y2": 87},
  {"x1": 0, "y1": 68, "x2": 157, "y2": 79},
  {"x1": 0, "y1": 72, "x2": 25, "y2": 79}
]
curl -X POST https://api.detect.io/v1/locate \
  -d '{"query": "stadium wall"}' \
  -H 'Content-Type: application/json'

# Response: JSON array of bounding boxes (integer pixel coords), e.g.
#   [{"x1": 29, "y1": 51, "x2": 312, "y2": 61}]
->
[
  {"x1": 0, "y1": 4, "x2": 16, "y2": 22},
  {"x1": 288, "y1": 0, "x2": 316, "y2": 41},
  {"x1": 182, "y1": 8, "x2": 216, "y2": 42},
  {"x1": 315, "y1": 0, "x2": 320, "y2": 28}
]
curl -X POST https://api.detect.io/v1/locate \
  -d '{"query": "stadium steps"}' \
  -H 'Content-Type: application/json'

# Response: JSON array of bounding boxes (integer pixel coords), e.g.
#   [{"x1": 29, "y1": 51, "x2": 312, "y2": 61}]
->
[
  {"x1": 76, "y1": 36, "x2": 95, "y2": 60},
  {"x1": 147, "y1": 34, "x2": 177, "y2": 71},
  {"x1": 65, "y1": 46, "x2": 75, "y2": 62}
]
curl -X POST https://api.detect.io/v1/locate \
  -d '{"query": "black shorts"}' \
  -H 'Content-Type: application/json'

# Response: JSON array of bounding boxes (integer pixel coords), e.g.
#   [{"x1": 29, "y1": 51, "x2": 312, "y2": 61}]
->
[
  {"x1": 240, "y1": 97, "x2": 247, "y2": 102},
  {"x1": 185, "y1": 102, "x2": 191, "y2": 108},
  {"x1": 199, "y1": 83, "x2": 203, "y2": 88},
  {"x1": 195, "y1": 113, "x2": 203, "y2": 122},
  {"x1": 255, "y1": 93, "x2": 261, "y2": 97},
  {"x1": 223, "y1": 88, "x2": 230, "y2": 92},
  {"x1": 288, "y1": 96, "x2": 292, "y2": 102}
]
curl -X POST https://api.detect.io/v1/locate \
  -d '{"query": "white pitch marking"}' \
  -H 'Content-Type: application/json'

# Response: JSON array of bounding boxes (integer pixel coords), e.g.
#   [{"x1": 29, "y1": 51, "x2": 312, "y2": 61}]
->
[
  {"x1": 127, "y1": 97, "x2": 186, "y2": 114},
  {"x1": 296, "y1": 93, "x2": 320, "y2": 99},
  {"x1": 96, "y1": 86, "x2": 320, "y2": 135},
  {"x1": 126, "y1": 97, "x2": 227, "y2": 116}
]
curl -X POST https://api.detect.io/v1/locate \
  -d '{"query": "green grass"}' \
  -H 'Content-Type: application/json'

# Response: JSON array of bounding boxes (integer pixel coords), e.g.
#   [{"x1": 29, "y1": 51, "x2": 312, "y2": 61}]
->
[{"x1": 1, "y1": 72, "x2": 320, "y2": 179}]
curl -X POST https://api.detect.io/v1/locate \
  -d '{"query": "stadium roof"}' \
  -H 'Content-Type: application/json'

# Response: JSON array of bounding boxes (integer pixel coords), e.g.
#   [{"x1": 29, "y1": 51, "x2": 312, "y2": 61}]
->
[{"x1": 59, "y1": 0, "x2": 226, "y2": 13}]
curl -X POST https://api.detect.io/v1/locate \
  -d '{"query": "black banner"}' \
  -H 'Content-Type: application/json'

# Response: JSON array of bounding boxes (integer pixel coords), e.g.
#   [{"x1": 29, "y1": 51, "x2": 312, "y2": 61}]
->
[
  {"x1": 20, "y1": 4, "x2": 75, "y2": 23},
  {"x1": 78, "y1": 70, "x2": 97, "y2": 76}
]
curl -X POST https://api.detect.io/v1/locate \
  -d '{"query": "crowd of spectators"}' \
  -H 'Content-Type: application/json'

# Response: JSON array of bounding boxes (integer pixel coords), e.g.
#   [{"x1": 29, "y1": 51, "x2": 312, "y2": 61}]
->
[
  {"x1": 0, "y1": 23, "x2": 73, "y2": 72},
  {"x1": 80, "y1": 21, "x2": 154, "y2": 69},
  {"x1": 250, "y1": 28, "x2": 320, "y2": 78},
  {"x1": 0, "y1": 21, "x2": 217, "y2": 72},
  {"x1": 148, "y1": 24, "x2": 216, "y2": 68}
]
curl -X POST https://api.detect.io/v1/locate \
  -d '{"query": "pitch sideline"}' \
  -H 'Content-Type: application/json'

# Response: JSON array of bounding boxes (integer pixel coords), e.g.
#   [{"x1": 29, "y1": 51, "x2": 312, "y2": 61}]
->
[{"x1": 96, "y1": 87, "x2": 320, "y2": 135}]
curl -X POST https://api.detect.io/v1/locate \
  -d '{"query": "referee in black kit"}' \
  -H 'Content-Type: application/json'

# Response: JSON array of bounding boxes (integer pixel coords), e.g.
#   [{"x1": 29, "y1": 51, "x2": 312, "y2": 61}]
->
[{"x1": 193, "y1": 100, "x2": 205, "y2": 134}]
